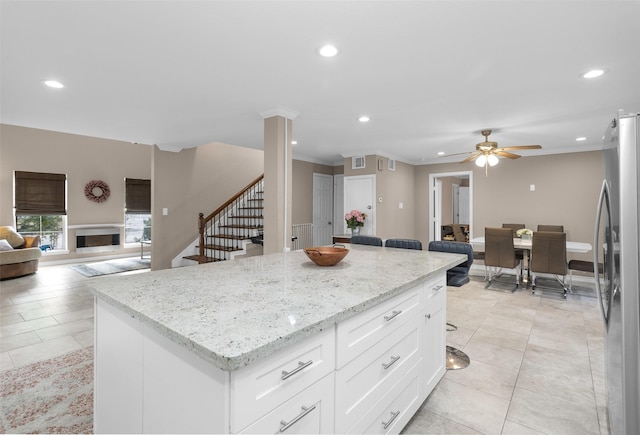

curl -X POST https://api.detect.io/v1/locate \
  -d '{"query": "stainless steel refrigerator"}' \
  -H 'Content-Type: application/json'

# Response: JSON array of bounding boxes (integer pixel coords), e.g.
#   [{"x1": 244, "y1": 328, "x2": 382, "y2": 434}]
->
[{"x1": 595, "y1": 111, "x2": 640, "y2": 435}]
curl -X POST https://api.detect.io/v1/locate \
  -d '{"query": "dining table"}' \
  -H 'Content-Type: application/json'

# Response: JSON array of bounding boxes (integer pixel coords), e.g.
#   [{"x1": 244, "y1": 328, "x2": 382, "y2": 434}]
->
[{"x1": 470, "y1": 236, "x2": 593, "y2": 285}]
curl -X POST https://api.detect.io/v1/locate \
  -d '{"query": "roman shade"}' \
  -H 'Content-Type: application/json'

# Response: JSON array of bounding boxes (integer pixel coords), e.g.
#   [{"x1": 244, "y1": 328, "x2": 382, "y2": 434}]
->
[
  {"x1": 14, "y1": 171, "x2": 66, "y2": 216},
  {"x1": 125, "y1": 178, "x2": 151, "y2": 214}
]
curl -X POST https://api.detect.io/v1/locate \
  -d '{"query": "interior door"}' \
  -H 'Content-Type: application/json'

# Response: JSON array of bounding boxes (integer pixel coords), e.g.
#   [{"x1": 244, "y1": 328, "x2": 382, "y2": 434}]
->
[
  {"x1": 313, "y1": 173, "x2": 333, "y2": 246},
  {"x1": 334, "y1": 174, "x2": 344, "y2": 237},
  {"x1": 344, "y1": 175, "x2": 376, "y2": 235},
  {"x1": 458, "y1": 186, "x2": 470, "y2": 224}
]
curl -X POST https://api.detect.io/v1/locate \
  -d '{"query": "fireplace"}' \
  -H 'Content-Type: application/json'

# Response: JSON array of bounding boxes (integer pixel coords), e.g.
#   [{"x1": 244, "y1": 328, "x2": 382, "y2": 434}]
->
[{"x1": 76, "y1": 227, "x2": 121, "y2": 253}]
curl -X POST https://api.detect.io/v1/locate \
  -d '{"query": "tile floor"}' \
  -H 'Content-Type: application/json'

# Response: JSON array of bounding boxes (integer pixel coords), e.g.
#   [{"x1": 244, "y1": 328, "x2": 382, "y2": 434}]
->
[{"x1": 1, "y1": 262, "x2": 608, "y2": 434}]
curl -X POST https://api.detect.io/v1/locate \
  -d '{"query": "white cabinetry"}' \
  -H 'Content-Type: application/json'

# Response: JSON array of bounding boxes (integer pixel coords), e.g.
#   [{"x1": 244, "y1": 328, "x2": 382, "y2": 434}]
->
[{"x1": 94, "y1": 273, "x2": 447, "y2": 435}]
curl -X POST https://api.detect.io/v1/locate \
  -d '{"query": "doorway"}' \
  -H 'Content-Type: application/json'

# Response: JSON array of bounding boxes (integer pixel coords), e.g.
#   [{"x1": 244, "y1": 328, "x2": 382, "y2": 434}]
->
[
  {"x1": 344, "y1": 174, "x2": 376, "y2": 235},
  {"x1": 429, "y1": 171, "x2": 473, "y2": 242}
]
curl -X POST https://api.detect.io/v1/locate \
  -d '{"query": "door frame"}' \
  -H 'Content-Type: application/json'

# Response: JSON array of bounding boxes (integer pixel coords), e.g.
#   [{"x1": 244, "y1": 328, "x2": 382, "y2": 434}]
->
[
  {"x1": 429, "y1": 171, "x2": 473, "y2": 242},
  {"x1": 312, "y1": 173, "x2": 334, "y2": 246}
]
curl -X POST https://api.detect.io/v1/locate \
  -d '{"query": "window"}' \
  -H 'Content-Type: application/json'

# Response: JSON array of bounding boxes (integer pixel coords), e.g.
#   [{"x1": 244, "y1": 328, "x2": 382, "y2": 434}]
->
[
  {"x1": 14, "y1": 171, "x2": 67, "y2": 251},
  {"x1": 124, "y1": 178, "x2": 151, "y2": 243}
]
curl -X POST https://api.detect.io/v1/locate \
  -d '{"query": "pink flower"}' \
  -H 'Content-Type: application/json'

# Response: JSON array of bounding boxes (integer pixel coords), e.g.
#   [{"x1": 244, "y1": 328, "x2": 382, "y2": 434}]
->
[{"x1": 345, "y1": 209, "x2": 367, "y2": 229}]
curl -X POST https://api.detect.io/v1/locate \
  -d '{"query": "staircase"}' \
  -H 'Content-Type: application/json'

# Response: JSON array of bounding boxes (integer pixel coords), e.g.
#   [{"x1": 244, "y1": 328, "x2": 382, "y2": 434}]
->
[{"x1": 184, "y1": 175, "x2": 264, "y2": 264}]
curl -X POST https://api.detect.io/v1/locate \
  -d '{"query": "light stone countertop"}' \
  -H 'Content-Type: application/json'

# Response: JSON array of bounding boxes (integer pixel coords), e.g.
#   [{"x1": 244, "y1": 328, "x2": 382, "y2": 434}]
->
[{"x1": 90, "y1": 244, "x2": 466, "y2": 371}]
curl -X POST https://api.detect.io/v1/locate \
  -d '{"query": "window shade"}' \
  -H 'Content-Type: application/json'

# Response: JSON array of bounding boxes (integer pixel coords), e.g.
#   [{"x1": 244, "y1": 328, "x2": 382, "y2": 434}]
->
[
  {"x1": 125, "y1": 178, "x2": 151, "y2": 213},
  {"x1": 14, "y1": 171, "x2": 66, "y2": 215}
]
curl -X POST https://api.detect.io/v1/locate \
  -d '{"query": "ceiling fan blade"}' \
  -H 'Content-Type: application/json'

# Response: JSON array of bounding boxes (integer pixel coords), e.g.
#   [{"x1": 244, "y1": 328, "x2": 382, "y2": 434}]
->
[
  {"x1": 439, "y1": 150, "x2": 474, "y2": 158},
  {"x1": 495, "y1": 151, "x2": 521, "y2": 159},
  {"x1": 461, "y1": 152, "x2": 481, "y2": 163},
  {"x1": 497, "y1": 145, "x2": 542, "y2": 151}
]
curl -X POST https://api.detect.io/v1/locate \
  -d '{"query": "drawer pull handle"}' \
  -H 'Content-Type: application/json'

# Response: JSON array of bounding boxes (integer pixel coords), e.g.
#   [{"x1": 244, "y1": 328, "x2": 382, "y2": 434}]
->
[
  {"x1": 280, "y1": 404, "x2": 316, "y2": 432},
  {"x1": 382, "y1": 410, "x2": 400, "y2": 429},
  {"x1": 281, "y1": 360, "x2": 313, "y2": 380},
  {"x1": 382, "y1": 355, "x2": 400, "y2": 370},
  {"x1": 384, "y1": 310, "x2": 402, "y2": 321},
  {"x1": 433, "y1": 285, "x2": 444, "y2": 292}
]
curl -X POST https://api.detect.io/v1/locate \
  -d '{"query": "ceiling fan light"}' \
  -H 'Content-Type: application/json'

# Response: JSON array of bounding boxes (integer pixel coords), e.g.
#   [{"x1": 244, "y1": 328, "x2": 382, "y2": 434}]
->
[
  {"x1": 488, "y1": 154, "x2": 499, "y2": 166},
  {"x1": 476, "y1": 155, "x2": 487, "y2": 167}
]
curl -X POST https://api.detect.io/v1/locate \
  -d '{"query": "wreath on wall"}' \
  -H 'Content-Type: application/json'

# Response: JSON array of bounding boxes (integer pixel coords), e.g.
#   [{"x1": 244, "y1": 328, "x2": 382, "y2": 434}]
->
[{"x1": 84, "y1": 180, "x2": 110, "y2": 203}]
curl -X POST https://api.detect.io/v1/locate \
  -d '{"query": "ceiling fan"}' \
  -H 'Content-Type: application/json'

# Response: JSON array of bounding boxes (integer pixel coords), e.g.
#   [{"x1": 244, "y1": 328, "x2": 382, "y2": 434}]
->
[{"x1": 443, "y1": 129, "x2": 542, "y2": 174}]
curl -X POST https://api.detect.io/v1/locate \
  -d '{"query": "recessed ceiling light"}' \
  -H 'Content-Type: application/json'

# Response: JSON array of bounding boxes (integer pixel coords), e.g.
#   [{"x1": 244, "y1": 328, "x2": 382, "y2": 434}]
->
[
  {"x1": 318, "y1": 44, "x2": 339, "y2": 57},
  {"x1": 291, "y1": 140, "x2": 298, "y2": 145},
  {"x1": 358, "y1": 116, "x2": 370, "y2": 123},
  {"x1": 576, "y1": 137, "x2": 587, "y2": 141},
  {"x1": 437, "y1": 151, "x2": 445, "y2": 156},
  {"x1": 43, "y1": 80, "x2": 64, "y2": 88},
  {"x1": 583, "y1": 69, "x2": 604, "y2": 79}
]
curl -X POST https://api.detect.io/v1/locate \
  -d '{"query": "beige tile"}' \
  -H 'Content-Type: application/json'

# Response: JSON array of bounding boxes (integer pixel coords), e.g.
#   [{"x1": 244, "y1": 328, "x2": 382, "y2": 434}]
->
[
  {"x1": 0, "y1": 312, "x2": 24, "y2": 326},
  {"x1": 52, "y1": 306, "x2": 94, "y2": 324},
  {"x1": 402, "y1": 407, "x2": 482, "y2": 434},
  {"x1": 481, "y1": 312, "x2": 534, "y2": 336},
  {"x1": 0, "y1": 330, "x2": 42, "y2": 352},
  {"x1": 424, "y1": 378, "x2": 510, "y2": 435},
  {"x1": 73, "y1": 328, "x2": 95, "y2": 348},
  {"x1": 19, "y1": 303, "x2": 75, "y2": 321},
  {"x1": 507, "y1": 387, "x2": 599, "y2": 435},
  {"x1": 462, "y1": 337, "x2": 524, "y2": 372},
  {"x1": 8, "y1": 335, "x2": 83, "y2": 368},
  {"x1": 35, "y1": 318, "x2": 93, "y2": 342},
  {"x1": 9, "y1": 291, "x2": 59, "y2": 305},
  {"x1": 473, "y1": 325, "x2": 530, "y2": 352},
  {"x1": 0, "y1": 351, "x2": 14, "y2": 371},
  {"x1": 501, "y1": 419, "x2": 546, "y2": 434},
  {"x1": 445, "y1": 359, "x2": 518, "y2": 400},
  {"x1": 0, "y1": 316, "x2": 59, "y2": 338}
]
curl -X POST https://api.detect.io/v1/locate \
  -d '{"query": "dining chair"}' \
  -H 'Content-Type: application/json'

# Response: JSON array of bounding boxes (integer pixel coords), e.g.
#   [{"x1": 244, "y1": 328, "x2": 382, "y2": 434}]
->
[
  {"x1": 484, "y1": 227, "x2": 521, "y2": 291},
  {"x1": 530, "y1": 231, "x2": 568, "y2": 298},
  {"x1": 350, "y1": 235, "x2": 383, "y2": 246},
  {"x1": 502, "y1": 223, "x2": 525, "y2": 237},
  {"x1": 502, "y1": 223, "x2": 526, "y2": 272},
  {"x1": 537, "y1": 224, "x2": 564, "y2": 232},
  {"x1": 427, "y1": 240, "x2": 474, "y2": 287},
  {"x1": 384, "y1": 238, "x2": 422, "y2": 250}
]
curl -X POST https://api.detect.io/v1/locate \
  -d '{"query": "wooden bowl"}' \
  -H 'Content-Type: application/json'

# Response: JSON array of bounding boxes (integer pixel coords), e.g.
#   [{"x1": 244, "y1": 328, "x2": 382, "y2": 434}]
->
[{"x1": 303, "y1": 246, "x2": 349, "y2": 266}]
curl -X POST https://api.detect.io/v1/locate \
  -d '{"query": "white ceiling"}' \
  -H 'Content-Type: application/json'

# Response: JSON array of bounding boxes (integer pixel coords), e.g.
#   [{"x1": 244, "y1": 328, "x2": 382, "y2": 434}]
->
[{"x1": 1, "y1": 1, "x2": 639, "y2": 165}]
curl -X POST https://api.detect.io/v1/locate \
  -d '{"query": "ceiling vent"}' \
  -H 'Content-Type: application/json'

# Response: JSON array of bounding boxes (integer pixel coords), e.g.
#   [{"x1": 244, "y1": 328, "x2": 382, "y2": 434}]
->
[{"x1": 388, "y1": 159, "x2": 396, "y2": 171}]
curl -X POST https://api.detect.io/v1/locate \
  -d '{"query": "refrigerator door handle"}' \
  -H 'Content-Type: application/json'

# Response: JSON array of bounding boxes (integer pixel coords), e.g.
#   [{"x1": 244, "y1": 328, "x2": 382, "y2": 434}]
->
[{"x1": 594, "y1": 179, "x2": 612, "y2": 327}]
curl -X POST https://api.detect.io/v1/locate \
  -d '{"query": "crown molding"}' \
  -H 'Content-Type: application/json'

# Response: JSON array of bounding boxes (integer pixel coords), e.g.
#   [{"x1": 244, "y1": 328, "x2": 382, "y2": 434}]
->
[{"x1": 259, "y1": 107, "x2": 300, "y2": 120}]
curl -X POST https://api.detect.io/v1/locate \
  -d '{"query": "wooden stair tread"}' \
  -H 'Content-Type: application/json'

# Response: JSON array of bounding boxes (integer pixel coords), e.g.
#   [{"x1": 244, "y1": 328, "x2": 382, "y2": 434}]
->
[
  {"x1": 183, "y1": 255, "x2": 223, "y2": 263},
  {"x1": 228, "y1": 215, "x2": 264, "y2": 219},
  {"x1": 202, "y1": 244, "x2": 242, "y2": 252},
  {"x1": 207, "y1": 234, "x2": 248, "y2": 240},
  {"x1": 218, "y1": 224, "x2": 263, "y2": 229}
]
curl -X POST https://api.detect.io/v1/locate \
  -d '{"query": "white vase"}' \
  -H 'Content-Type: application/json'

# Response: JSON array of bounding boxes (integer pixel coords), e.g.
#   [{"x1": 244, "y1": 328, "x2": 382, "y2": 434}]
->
[{"x1": 351, "y1": 227, "x2": 361, "y2": 237}]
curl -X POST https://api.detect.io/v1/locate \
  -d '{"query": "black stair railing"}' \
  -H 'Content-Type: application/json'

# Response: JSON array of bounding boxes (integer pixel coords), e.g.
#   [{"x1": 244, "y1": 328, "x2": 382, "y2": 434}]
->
[{"x1": 197, "y1": 174, "x2": 264, "y2": 264}]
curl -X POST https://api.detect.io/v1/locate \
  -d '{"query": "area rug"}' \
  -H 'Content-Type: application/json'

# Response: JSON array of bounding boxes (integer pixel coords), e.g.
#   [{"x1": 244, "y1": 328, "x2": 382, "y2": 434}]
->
[
  {"x1": 70, "y1": 257, "x2": 150, "y2": 277},
  {"x1": 0, "y1": 347, "x2": 93, "y2": 434}
]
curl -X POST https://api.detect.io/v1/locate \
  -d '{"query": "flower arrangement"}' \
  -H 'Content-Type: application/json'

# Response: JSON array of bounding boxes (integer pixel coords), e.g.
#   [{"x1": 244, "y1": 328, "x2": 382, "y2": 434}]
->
[
  {"x1": 345, "y1": 209, "x2": 367, "y2": 229},
  {"x1": 516, "y1": 228, "x2": 533, "y2": 237}
]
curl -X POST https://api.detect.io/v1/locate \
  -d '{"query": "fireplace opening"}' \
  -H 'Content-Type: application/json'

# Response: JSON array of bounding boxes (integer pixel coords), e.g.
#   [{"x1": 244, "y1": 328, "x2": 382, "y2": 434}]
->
[{"x1": 76, "y1": 227, "x2": 121, "y2": 253}]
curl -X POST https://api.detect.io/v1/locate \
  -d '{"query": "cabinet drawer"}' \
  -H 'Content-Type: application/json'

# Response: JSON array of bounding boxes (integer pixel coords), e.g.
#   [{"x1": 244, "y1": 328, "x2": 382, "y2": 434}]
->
[
  {"x1": 424, "y1": 275, "x2": 446, "y2": 298},
  {"x1": 346, "y1": 362, "x2": 423, "y2": 434},
  {"x1": 238, "y1": 374, "x2": 334, "y2": 434},
  {"x1": 231, "y1": 327, "x2": 335, "y2": 432},
  {"x1": 335, "y1": 313, "x2": 423, "y2": 433},
  {"x1": 337, "y1": 287, "x2": 422, "y2": 368}
]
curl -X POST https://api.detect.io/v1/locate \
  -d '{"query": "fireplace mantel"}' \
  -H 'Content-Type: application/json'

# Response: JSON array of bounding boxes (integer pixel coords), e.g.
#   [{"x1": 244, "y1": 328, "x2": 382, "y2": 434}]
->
[{"x1": 68, "y1": 224, "x2": 124, "y2": 229}]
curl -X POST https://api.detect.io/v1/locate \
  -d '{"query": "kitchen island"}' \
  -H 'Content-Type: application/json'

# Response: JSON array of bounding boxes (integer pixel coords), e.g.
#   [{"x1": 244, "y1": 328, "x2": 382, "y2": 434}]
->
[{"x1": 91, "y1": 244, "x2": 466, "y2": 434}]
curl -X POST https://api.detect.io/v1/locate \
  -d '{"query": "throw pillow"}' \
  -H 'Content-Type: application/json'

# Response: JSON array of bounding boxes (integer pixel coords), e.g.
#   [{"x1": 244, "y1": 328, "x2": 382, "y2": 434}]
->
[
  {"x1": 0, "y1": 226, "x2": 25, "y2": 248},
  {"x1": 0, "y1": 239, "x2": 14, "y2": 251}
]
